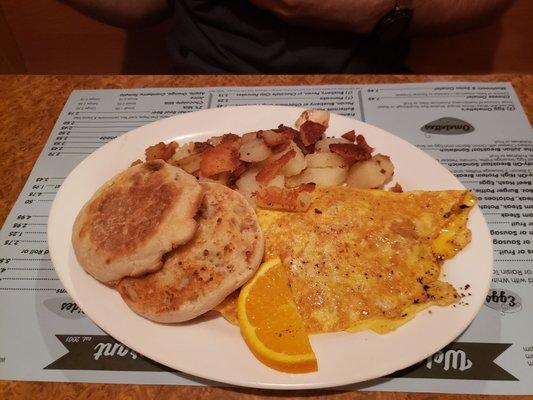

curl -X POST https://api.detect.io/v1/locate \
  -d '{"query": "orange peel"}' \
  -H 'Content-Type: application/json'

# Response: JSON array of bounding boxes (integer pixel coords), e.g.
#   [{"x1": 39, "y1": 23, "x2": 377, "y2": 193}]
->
[{"x1": 237, "y1": 258, "x2": 317, "y2": 373}]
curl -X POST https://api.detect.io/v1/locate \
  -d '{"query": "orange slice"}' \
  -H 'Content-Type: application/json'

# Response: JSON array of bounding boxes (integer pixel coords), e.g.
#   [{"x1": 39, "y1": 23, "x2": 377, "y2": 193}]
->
[{"x1": 237, "y1": 257, "x2": 317, "y2": 373}]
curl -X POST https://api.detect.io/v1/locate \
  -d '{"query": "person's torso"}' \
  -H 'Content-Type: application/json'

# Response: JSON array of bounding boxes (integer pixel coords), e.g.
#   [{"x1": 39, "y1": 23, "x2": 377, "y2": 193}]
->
[{"x1": 167, "y1": 0, "x2": 408, "y2": 73}]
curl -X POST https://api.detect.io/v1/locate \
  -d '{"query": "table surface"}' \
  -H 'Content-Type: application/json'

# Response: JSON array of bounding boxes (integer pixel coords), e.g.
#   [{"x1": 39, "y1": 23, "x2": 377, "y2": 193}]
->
[{"x1": 0, "y1": 74, "x2": 531, "y2": 400}]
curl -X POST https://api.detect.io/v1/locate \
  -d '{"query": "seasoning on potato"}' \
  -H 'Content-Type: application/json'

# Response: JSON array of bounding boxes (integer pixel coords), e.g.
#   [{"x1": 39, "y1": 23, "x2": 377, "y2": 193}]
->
[{"x1": 162, "y1": 109, "x2": 399, "y2": 211}]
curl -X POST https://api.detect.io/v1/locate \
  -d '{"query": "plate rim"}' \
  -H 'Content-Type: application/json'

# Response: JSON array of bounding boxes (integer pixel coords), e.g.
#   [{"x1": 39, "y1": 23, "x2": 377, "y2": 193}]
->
[{"x1": 48, "y1": 105, "x2": 493, "y2": 389}]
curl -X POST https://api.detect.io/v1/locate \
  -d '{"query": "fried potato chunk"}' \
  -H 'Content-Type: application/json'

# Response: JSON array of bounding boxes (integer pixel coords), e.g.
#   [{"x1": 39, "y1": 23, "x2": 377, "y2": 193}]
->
[
  {"x1": 329, "y1": 143, "x2": 372, "y2": 163},
  {"x1": 341, "y1": 130, "x2": 356, "y2": 142},
  {"x1": 254, "y1": 183, "x2": 315, "y2": 212},
  {"x1": 258, "y1": 129, "x2": 294, "y2": 147},
  {"x1": 200, "y1": 141, "x2": 241, "y2": 178},
  {"x1": 255, "y1": 150, "x2": 296, "y2": 184},
  {"x1": 145, "y1": 141, "x2": 179, "y2": 162},
  {"x1": 299, "y1": 121, "x2": 326, "y2": 146},
  {"x1": 355, "y1": 134, "x2": 374, "y2": 154}
]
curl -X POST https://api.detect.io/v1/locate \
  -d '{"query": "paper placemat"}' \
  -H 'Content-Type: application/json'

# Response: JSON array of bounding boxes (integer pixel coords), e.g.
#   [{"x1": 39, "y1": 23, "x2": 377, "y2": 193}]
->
[{"x1": 1, "y1": 82, "x2": 532, "y2": 394}]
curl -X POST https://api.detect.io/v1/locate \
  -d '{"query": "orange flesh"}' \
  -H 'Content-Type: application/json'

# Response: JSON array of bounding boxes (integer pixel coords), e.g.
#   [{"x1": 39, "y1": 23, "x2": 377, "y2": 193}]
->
[
  {"x1": 247, "y1": 266, "x2": 312, "y2": 355},
  {"x1": 238, "y1": 259, "x2": 317, "y2": 373}
]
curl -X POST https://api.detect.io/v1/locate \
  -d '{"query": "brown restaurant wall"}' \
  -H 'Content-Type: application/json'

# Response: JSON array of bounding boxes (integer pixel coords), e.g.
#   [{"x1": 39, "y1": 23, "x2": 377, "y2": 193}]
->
[{"x1": 0, "y1": 0, "x2": 531, "y2": 74}]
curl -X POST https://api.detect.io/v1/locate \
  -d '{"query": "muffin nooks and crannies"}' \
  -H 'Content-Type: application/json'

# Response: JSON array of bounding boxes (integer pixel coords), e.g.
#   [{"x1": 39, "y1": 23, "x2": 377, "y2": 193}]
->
[
  {"x1": 72, "y1": 160, "x2": 204, "y2": 285},
  {"x1": 117, "y1": 182, "x2": 264, "y2": 323}
]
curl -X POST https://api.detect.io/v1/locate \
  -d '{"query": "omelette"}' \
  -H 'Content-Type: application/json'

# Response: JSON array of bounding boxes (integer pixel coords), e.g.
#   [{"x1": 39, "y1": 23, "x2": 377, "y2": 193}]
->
[{"x1": 216, "y1": 186, "x2": 475, "y2": 334}]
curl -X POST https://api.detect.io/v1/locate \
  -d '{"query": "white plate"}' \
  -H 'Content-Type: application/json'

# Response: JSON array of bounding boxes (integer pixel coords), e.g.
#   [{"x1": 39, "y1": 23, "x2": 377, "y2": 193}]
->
[{"x1": 48, "y1": 105, "x2": 492, "y2": 390}]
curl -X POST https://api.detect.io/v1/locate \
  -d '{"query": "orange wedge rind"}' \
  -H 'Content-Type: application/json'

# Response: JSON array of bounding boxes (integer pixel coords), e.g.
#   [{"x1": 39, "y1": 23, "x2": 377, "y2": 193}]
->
[{"x1": 237, "y1": 257, "x2": 317, "y2": 373}]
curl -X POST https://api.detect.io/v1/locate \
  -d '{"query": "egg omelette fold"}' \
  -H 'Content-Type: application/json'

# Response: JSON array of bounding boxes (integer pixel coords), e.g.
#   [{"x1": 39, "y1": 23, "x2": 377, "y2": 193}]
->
[{"x1": 216, "y1": 186, "x2": 476, "y2": 334}]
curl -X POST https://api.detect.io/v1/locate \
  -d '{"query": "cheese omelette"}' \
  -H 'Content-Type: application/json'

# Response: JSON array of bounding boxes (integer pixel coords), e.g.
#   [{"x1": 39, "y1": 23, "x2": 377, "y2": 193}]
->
[{"x1": 217, "y1": 186, "x2": 475, "y2": 334}]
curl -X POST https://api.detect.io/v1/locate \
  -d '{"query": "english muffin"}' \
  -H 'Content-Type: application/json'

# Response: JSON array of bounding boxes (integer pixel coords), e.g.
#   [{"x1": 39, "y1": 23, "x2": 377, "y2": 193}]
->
[
  {"x1": 72, "y1": 160, "x2": 204, "y2": 285},
  {"x1": 116, "y1": 182, "x2": 264, "y2": 323}
]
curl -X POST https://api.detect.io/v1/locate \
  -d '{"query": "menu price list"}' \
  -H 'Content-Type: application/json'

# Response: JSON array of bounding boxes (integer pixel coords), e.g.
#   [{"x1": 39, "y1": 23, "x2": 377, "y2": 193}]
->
[
  {"x1": 424, "y1": 141, "x2": 533, "y2": 288},
  {"x1": 0, "y1": 82, "x2": 532, "y2": 394}
]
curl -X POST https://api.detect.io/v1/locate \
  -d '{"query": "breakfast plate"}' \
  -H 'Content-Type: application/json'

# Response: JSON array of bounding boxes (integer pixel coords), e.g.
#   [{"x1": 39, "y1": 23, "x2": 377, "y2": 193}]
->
[{"x1": 48, "y1": 105, "x2": 492, "y2": 389}]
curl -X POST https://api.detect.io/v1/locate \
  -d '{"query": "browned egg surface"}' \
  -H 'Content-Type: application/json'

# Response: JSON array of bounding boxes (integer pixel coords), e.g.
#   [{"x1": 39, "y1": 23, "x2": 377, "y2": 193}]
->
[{"x1": 252, "y1": 187, "x2": 475, "y2": 333}]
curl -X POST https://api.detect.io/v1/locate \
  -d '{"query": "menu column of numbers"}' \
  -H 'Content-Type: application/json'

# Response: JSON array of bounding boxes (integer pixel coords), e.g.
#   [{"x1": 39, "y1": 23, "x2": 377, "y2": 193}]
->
[{"x1": 1, "y1": 88, "x2": 211, "y2": 294}]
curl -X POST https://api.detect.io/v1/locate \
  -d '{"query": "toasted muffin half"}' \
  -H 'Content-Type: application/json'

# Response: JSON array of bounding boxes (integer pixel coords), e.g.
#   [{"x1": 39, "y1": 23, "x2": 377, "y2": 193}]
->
[
  {"x1": 72, "y1": 160, "x2": 204, "y2": 285},
  {"x1": 116, "y1": 182, "x2": 264, "y2": 323}
]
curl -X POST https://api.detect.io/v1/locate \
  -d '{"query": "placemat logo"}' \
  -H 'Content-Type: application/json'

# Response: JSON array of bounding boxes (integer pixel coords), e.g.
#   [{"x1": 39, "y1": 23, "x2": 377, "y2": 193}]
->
[
  {"x1": 44, "y1": 335, "x2": 171, "y2": 372},
  {"x1": 485, "y1": 289, "x2": 523, "y2": 313},
  {"x1": 391, "y1": 342, "x2": 517, "y2": 380},
  {"x1": 43, "y1": 297, "x2": 86, "y2": 320},
  {"x1": 426, "y1": 349, "x2": 472, "y2": 371},
  {"x1": 421, "y1": 117, "x2": 475, "y2": 136}
]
